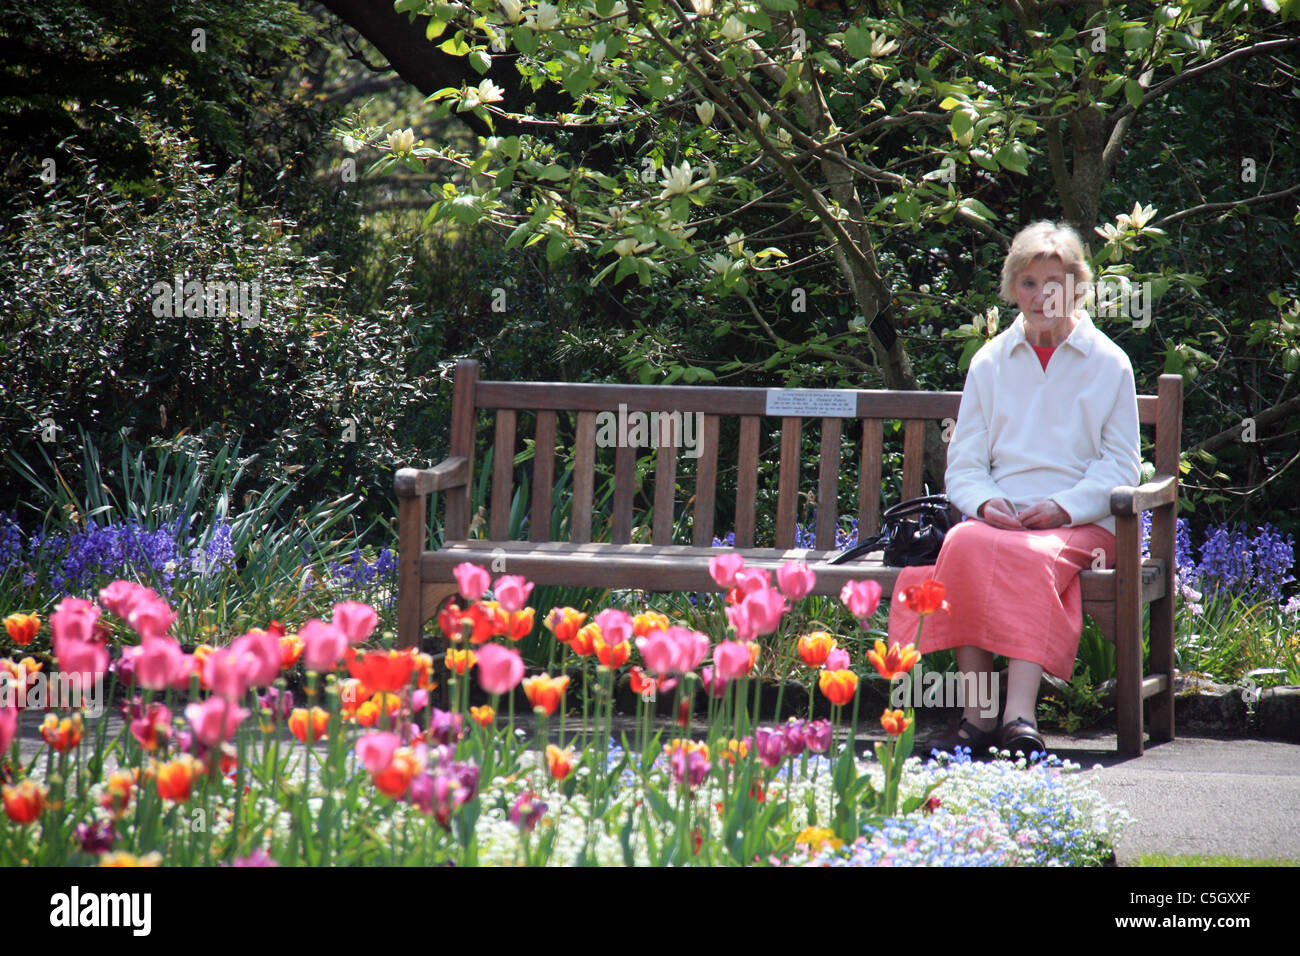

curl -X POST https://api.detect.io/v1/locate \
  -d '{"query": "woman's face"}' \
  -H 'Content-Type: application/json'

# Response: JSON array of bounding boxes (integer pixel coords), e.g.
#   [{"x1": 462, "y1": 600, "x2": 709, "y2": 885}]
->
[{"x1": 1014, "y1": 256, "x2": 1078, "y2": 346}]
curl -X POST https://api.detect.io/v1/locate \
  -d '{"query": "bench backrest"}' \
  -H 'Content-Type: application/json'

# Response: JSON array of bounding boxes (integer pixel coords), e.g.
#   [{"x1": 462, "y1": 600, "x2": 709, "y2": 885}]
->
[{"x1": 441, "y1": 359, "x2": 1182, "y2": 550}]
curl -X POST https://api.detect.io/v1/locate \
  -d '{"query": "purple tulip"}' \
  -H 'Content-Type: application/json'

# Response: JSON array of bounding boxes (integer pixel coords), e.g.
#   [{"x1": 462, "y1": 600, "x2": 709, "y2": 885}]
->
[
  {"x1": 783, "y1": 718, "x2": 808, "y2": 756},
  {"x1": 755, "y1": 727, "x2": 786, "y2": 768},
  {"x1": 74, "y1": 820, "x2": 116, "y2": 855},
  {"x1": 805, "y1": 719, "x2": 833, "y2": 753}
]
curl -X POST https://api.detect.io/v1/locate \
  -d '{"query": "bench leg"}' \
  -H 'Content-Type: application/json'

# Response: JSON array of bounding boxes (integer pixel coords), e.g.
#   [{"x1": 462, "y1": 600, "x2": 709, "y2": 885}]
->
[
  {"x1": 396, "y1": 490, "x2": 428, "y2": 652},
  {"x1": 1148, "y1": 590, "x2": 1176, "y2": 744},
  {"x1": 1115, "y1": 516, "x2": 1144, "y2": 756}
]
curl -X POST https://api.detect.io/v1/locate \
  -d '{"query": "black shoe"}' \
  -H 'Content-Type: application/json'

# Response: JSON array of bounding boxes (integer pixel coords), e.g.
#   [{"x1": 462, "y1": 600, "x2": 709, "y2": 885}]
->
[
  {"x1": 998, "y1": 718, "x2": 1047, "y2": 760},
  {"x1": 925, "y1": 719, "x2": 996, "y2": 758}
]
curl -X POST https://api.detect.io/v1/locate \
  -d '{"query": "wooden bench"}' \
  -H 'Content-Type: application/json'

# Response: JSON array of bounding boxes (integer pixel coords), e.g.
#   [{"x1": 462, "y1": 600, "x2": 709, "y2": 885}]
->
[{"x1": 396, "y1": 358, "x2": 1183, "y2": 756}]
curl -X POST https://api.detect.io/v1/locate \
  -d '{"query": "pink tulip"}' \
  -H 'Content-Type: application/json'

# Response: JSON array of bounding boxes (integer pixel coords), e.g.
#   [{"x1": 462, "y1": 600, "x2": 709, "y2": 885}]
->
[
  {"x1": 731, "y1": 568, "x2": 770, "y2": 600},
  {"x1": 129, "y1": 703, "x2": 171, "y2": 751},
  {"x1": 824, "y1": 648, "x2": 851, "y2": 671},
  {"x1": 453, "y1": 563, "x2": 491, "y2": 602},
  {"x1": 230, "y1": 631, "x2": 280, "y2": 688},
  {"x1": 777, "y1": 560, "x2": 816, "y2": 601},
  {"x1": 593, "y1": 609, "x2": 634, "y2": 647},
  {"x1": 356, "y1": 731, "x2": 400, "y2": 773},
  {"x1": 741, "y1": 586, "x2": 788, "y2": 636},
  {"x1": 475, "y1": 643, "x2": 524, "y2": 695},
  {"x1": 635, "y1": 630, "x2": 679, "y2": 676},
  {"x1": 0, "y1": 704, "x2": 16, "y2": 755},
  {"x1": 493, "y1": 575, "x2": 535, "y2": 614},
  {"x1": 332, "y1": 601, "x2": 378, "y2": 645},
  {"x1": 98, "y1": 581, "x2": 157, "y2": 621},
  {"x1": 185, "y1": 697, "x2": 248, "y2": 747},
  {"x1": 725, "y1": 603, "x2": 756, "y2": 642},
  {"x1": 700, "y1": 666, "x2": 729, "y2": 698},
  {"x1": 50, "y1": 597, "x2": 101, "y2": 654},
  {"x1": 134, "y1": 636, "x2": 191, "y2": 691},
  {"x1": 203, "y1": 647, "x2": 253, "y2": 701},
  {"x1": 709, "y1": 552, "x2": 746, "y2": 589},
  {"x1": 677, "y1": 628, "x2": 710, "y2": 673},
  {"x1": 127, "y1": 597, "x2": 176, "y2": 640},
  {"x1": 58, "y1": 637, "x2": 109, "y2": 681},
  {"x1": 713, "y1": 640, "x2": 753, "y2": 680},
  {"x1": 299, "y1": 619, "x2": 348, "y2": 672},
  {"x1": 840, "y1": 580, "x2": 883, "y2": 621}
]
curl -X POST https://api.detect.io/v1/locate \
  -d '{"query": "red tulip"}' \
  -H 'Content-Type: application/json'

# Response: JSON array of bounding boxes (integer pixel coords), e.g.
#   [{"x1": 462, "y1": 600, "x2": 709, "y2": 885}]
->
[
  {"x1": 900, "y1": 579, "x2": 949, "y2": 616},
  {"x1": 348, "y1": 648, "x2": 417, "y2": 694},
  {"x1": 3, "y1": 779, "x2": 47, "y2": 823},
  {"x1": 3, "y1": 613, "x2": 39, "y2": 647}
]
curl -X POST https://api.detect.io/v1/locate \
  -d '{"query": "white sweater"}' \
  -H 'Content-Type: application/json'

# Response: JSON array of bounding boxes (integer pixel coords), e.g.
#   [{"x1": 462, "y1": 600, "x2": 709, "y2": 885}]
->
[{"x1": 944, "y1": 310, "x2": 1141, "y2": 535}]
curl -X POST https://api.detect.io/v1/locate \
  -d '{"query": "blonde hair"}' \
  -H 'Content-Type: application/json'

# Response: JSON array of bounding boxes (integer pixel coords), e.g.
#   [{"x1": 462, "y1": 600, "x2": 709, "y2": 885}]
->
[{"x1": 999, "y1": 221, "x2": 1093, "y2": 307}]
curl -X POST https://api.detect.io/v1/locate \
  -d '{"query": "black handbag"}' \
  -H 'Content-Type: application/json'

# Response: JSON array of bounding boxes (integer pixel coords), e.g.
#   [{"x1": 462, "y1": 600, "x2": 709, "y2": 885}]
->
[{"x1": 825, "y1": 494, "x2": 954, "y2": 566}]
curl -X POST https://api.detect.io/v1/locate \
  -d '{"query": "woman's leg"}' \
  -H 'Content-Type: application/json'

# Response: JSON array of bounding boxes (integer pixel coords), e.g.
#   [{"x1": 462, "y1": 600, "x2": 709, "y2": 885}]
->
[
  {"x1": 1003, "y1": 657, "x2": 1044, "y2": 727},
  {"x1": 955, "y1": 645, "x2": 997, "y2": 732}
]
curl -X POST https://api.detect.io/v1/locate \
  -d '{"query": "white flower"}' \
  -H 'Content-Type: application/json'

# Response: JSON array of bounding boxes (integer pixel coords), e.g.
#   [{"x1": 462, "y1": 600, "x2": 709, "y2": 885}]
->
[
  {"x1": 776, "y1": 126, "x2": 792, "y2": 144},
  {"x1": 894, "y1": 77, "x2": 919, "y2": 96},
  {"x1": 722, "y1": 16, "x2": 746, "y2": 42},
  {"x1": 724, "y1": 231, "x2": 745, "y2": 257},
  {"x1": 463, "y1": 79, "x2": 505, "y2": 109},
  {"x1": 756, "y1": 112, "x2": 770, "y2": 131},
  {"x1": 499, "y1": 0, "x2": 525, "y2": 23},
  {"x1": 917, "y1": 283, "x2": 930, "y2": 294},
  {"x1": 386, "y1": 128, "x2": 416, "y2": 154},
  {"x1": 869, "y1": 31, "x2": 899, "y2": 57},
  {"x1": 614, "y1": 237, "x2": 654, "y2": 257},
  {"x1": 1117, "y1": 201, "x2": 1158, "y2": 231},
  {"x1": 658, "y1": 161, "x2": 707, "y2": 199},
  {"x1": 690, "y1": 0, "x2": 714, "y2": 15},
  {"x1": 527, "y1": 2, "x2": 560, "y2": 30},
  {"x1": 695, "y1": 100, "x2": 715, "y2": 125},
  {"x1": 704, "y1": 253, "x2": 732, "y2": 275},
  {"x1": 588, "y1": 40, "x2": 606, "y2": 65}
]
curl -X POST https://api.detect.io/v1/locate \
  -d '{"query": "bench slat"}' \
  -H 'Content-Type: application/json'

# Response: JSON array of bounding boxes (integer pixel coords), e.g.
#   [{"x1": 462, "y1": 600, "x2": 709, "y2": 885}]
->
[
  {"x1": 571, "y1": 411, "x2": 596, "y2": 543},
  {"x1": 735, "y1": 416, "x2": 759, "y2": 547},
  {"x1": 902, "y1": 419, "x2": 924, "y2": 499},
  {"x1": 490, "y1": 409, "x2": 516, "y2": 540},
  {"x1": 530, "y1": 410, "x2": 557, "y2": 543},
  {"x1": 776, "y1": 417, "x2": 801, "y2": 548},
  {"x1": 859, "y1": 418, "x2": 883, "y2": 538},
  {"x1": 816, "y1": 417, "x2": 841, "y2": 549},
  {"x1": 611, "y1": 442, "x2": 635, "y2": 544},
  {"x1": 653, "y1": 429, "x2": 678, "y2": 545},
  {"x1": 692, "y1": 415, "x2": 720, "y2": 546}
]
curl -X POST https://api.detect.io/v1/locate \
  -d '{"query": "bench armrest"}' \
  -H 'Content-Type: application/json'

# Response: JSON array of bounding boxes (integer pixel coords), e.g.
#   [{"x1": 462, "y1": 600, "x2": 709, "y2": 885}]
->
[
  {"x1": 394, "y1": 457, "x2": 471, "y2": 498},
  {"x1": 1110, "y1": 474, "x2": 1177, "y2": 516}
]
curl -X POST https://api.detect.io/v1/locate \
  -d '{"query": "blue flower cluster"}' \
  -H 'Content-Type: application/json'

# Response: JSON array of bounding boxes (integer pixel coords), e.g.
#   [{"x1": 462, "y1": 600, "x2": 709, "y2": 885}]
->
[
  {"x1": 323, "y1": 547, "x2": 397, "y2": 607},
  {"x1": 711, "y1": 516, "x2": 861, "y2": 551},
  {"x1": 0, "y1": 510, "x2": 235, "y2": 596},
  {"x1": 1140, "y1": 512, "x2": 1296, "y2": 601}
]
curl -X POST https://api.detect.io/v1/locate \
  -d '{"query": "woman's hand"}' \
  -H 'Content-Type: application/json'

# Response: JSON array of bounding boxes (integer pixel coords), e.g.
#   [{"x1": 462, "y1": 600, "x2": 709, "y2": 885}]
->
[
  {"x1": 1018, "y1": 500, "x2": 1071, "y2": 529},
  {"x1": 978, "y1": 498, "x2": 1023, "y2": 530}
]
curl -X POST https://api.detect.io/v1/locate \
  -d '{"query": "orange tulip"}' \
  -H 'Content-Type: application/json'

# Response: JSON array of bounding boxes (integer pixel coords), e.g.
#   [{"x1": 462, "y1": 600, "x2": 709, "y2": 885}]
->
[
  {"x1": 899, "y1": 579, "x2": 949, "y2": 616},
  {"x1": 1, "y1": 657, "x2": 42, "y2": 710},
  {"x1": 880, "y1": 708, "x2": 911, "y2": 736},
  {"x1": 629, "y1": 666, "x2": 656, "y2": 696},
  {"x1": 348, "y1": 648, "x2": 417, "y2": 694},
  {"x1": 191, "y1": 644, "x2": 216, "y2": 690},
  {"x1": 412, "y1": 652, "x2": 438, "y2": 690},
  {"x1": 101, "y1": 770, "x2": 135, "y2": 817},
  {"x1": 338, "y1": 678, "x2": 373, "y2": 719},
  {"x1": 356, "y1": 693, "x2": 402, "y2": 727},
  {"x1": 522, "y1": 673, "x2": 569, "y2": 716},
  {"x1": 797, "y1": 631, "x2": 836, "y2": 668},
  {"x1": 486, "y1": 602, "x2": 535, "y2": 641},
  {"x1": 372, "y1": 747, "x2": 418, "y2": 800},
  {"x1": 543, "y1": 607, "x2": 587, "y2": 644},
  {"x1": 818, "y1": 668, "x2": 859, "y2": 706},
  {"x1": 745, "y1": 640, "x2": 761, "y2": 672},
  {"x1": 288, "y1": 706, "x2": 330, "y2": 743},
  {"x1": 99, "y1": 851, "x2": 163, "y2": 867},
  {"x1": 568, "y1": 623, "x2": 599, "y2": 658},
  {"x1": 716, "y1": 737, "x2": 750, "y2": 764},
  {"x1": 593, "y1": 635, "x2": 630, "y2": 668},
  {"x1": 2, "y1": 779, "x2": 46, "y2": 824},
  {"x1": 444, "y1": 648, "x2": 477, "y2": 675},
  {"x1": 546, "y1": 745, "x2": 576, "y2": 781},
  {"x1": 632, "y1": 611, "x2": 669, "y2": 638},
  {"x1": 40, "y1": 713, "x2": 84, "y2": 752},
  {"x1": 3, "y1": 613, "x2": 40, "y2": 646},
  {"x1": 469, "y1": 705, "x2": 495, "y2": 727},
  {"x1": 279, "y1": 634, "x2": 305, "y2": 669},
  {"x1": 867, "y1": 640, "x2": 921, "y2": 680},
  {"x1": 155, "y1": 754, "x2": 201, "y2": 803}
]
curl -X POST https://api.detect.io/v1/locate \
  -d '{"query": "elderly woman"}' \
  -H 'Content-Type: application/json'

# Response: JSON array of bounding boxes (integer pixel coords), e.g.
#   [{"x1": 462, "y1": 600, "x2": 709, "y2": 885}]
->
[{"x1": 887, "y1": 221, "x2": 1140, "y2": 757}]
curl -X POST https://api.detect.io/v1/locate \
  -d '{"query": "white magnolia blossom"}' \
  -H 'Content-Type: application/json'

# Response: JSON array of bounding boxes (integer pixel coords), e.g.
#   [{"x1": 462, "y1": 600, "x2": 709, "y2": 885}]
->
[
  {"x1": 705, "y1": 253, "x2": 732, "y2": 275},
  {"x1": 527, "y1": 2, "x2": 560, "y2": 30},
  {"x1": 724, "y1": 231, "x2": 745, "y2": 257},
  {"x1": 695, "y1": 100, "x2": 716, "y2": 125},
  {"x1": 756, "y1": 112, "x2": 770, "y2": 131},
  {"x1": 894, "y1": 77, "x2": 920, "y2": 96},
  {"x1": 659, "y1": 161, "x2": 707, "y2": 199},
  {"x1": 588, "y1": 40, "x2": 606, "y2": 65},
  {"x1": 722, "y1": 16, "x2": 746, "y2": 42},
  {"x1": 386, "y1": 128, "x2": 416, "y2": 154},
  {"x1": 1116, "y1": 202, "x2": 1158, "y2": 231},
  {"x1": 690, "y1": 0, "x2": 714, "y2": 15},
  {"x1": 463, "y1": 79, "x2": 505, "y2": 109},
  {"x1": 499, "y1": 0, "x2": 525, "y2": 23},
  {"x1": 869, "y1": 31, "x2": 899, "y2": 57},
  {"x1": 614, "y1": 237, "x2": 655, "y2": 257}
]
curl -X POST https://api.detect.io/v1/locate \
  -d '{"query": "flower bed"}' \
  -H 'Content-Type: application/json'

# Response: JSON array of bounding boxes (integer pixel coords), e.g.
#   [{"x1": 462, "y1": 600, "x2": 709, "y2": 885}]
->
[{"x1": 1, "y1": 559, "x2": 1130, "y2": 867}]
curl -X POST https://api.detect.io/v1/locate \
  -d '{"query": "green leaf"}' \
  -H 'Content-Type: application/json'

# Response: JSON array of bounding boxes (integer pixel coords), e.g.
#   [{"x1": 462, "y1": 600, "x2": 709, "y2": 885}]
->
[
  {"x1": 512, "y1": 26, "x2": 537, "y2": 56},
  {"x1": 895, "y1": 195, "x2": 920, "y2": 222},
  {"x1": 758, "y1": 0, "x2": 797, "y2": 9},
  {"x1": 938, "y1": 96, "x2": 962, "y2": 110},
  {"x1": 426, "y1": 19, "x2": 447, "y2": 40},
  {"x1": 971, "y1": 148, "x2": 999, "y2": 172},
  {"x1": 844, "y1": 27, "x2": 871, "y2": 60},
  {"x1": 439, "y1": 34, "x2": 470, "y2": 57},
  {"x1": 546, "y1": 234, "x2": 568, "y2": 263},
  {"x1": 470, "y1": 50, "x2": 492, "y2": 74},
  {"x1": 1124, "y1": 79, "x2": 1144, "y2": 109},
  {"x1": 994, "y1": 142, "x2": 1029, "y2": 175}
]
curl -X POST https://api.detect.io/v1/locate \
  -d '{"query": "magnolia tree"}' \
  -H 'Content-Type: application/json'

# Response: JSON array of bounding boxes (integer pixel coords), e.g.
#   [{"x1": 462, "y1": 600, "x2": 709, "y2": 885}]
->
[{"x1": 336, "y1": 0, "x2": 1298, "y2": 473}]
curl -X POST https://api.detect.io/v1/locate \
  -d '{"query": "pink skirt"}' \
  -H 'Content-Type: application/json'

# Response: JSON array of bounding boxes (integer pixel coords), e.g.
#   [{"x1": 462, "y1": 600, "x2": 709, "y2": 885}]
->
[{"x1": 885, "y1": 520, "x2": 1116, "y2": 680}]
